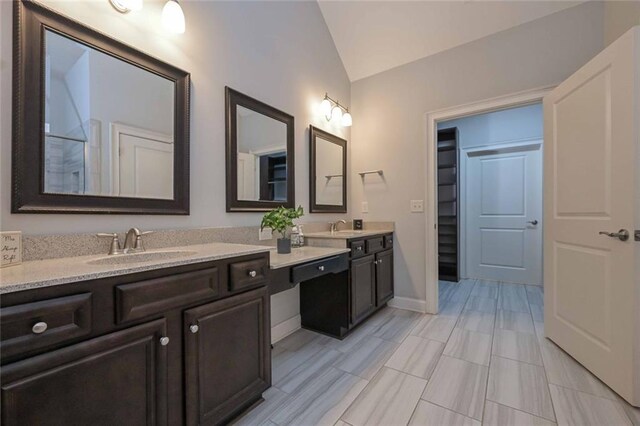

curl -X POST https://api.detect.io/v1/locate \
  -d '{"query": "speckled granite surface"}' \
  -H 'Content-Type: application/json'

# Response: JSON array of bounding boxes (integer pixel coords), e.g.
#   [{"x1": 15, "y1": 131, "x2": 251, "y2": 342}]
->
[
  {"x1": 0, "y1": 243, "x2": 270, "y2": 294},
  {"x1": 269, "y1": 246, "x2": 351, "y2": 269}
]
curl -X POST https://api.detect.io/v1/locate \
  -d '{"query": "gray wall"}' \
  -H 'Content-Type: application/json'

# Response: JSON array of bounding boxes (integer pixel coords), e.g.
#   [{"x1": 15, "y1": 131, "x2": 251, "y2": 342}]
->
[
  {"x1": 604, "y1": 1, "x2": 640, "y2": 46},
  {"x1": 350, "y1": 2, "x2": 606, "y2": 303}
]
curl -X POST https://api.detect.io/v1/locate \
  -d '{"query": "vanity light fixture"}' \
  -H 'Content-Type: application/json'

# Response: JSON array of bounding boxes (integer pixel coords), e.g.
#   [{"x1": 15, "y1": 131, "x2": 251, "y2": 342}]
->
[
  {"x1": 321, "y1": 93, "x2": 352, "y2": 127},
  {"x1": 109, "y1": 0, "x2": 143, "y2": 13},
  {"x1": 162, "y1": 0, "x2": 186, "y2": 34}
]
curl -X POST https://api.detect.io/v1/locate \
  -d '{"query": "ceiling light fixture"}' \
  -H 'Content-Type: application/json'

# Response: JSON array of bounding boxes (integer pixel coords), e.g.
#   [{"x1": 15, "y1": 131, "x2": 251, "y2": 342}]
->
[
  {"x1": 321, "y1": 93, "x2": 352, "y2": 127},
  {"x1": 162, "y1": 0, "x2": 186, "y2": 34},
  {"x1": 109, "y1": 0, "x2": 143, "y2": 13}
]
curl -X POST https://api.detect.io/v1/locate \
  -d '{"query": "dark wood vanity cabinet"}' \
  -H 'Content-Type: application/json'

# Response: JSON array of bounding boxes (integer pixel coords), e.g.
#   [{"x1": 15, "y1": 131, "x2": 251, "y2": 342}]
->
[
  {"x1": 0, "y1": 252, "x2": 271, "y2": 426},
  {"x1": 375, "y1": 249, "x2": 394, "y2": 306},
  {"x1": 350, "y1": 255, "x2": 377, "y2": 325}
]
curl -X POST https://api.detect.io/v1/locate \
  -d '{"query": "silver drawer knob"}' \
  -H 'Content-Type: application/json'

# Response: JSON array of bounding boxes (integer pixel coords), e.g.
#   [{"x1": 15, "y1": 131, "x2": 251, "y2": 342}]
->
[
  {"x1": 160, "y1": 336, "x2": 170, "y2": 346},
  {"x1": 189, "y1": 324, "x2": 199, "y2": 334},
  {"x1": 357, "y1": 246, "x2": 363, "y2": 251},
  {"x1": 378, "y1": 259, "x2": 383, "y2": 264},
  {"x1": 32, "y1": 322, "x2": 48, "y2": 334},
  {"x1": 318, "y1": 265, "x2": 325, "y2": 271},
  {"x1": 249, "y1": 270, "x2": 257, "y2": 278}
]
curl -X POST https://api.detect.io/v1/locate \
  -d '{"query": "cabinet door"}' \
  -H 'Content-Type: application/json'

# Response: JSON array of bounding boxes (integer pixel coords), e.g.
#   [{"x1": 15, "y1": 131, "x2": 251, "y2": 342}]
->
[
  {"x1": 376, "y1": 249, "x2": 394, "y2": 306},
  {"x1": 1, "y1": 319, "x2": 168, "y2": 426},
  {"x1": 350, "y1": 255, "x2": 376, "y2": 325},
  {"x1": 184, "y1": 286, "x2": 270, "y2": 426}
]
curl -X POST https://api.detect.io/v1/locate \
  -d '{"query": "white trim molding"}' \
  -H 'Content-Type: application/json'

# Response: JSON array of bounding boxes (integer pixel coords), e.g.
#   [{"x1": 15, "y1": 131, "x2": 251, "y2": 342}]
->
[
  {"x1": 271, "y1": 314, "x2": 301, "y2": 344},
  {"x1": 423, "y1": 85, "x2": 555, "y2": 315},
  {"x1": 387, "y1": 296, "x2": 427, "y2": 313}
]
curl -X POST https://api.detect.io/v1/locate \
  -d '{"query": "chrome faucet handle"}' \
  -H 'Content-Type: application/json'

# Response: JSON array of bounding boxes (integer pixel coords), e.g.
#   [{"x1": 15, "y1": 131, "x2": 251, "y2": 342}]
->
[{"x1": 97, "y1": 233, "x2": 123, "y2": 255}]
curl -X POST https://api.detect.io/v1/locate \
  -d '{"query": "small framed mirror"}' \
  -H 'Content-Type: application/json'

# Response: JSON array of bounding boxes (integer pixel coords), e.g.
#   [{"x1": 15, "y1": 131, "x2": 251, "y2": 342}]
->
[
  {"x1": 309, "y1": 126, "x2": 347, "y2": 213},
  {"x1": 225, "y1": 87, "x2": 295, "y2": 212},
  {"x1": 12, "y1": 0, "x2": 190, "y2": 214}
]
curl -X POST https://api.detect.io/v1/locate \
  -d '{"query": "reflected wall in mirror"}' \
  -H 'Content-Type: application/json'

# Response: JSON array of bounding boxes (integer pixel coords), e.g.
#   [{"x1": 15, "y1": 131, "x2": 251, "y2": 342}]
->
[
  {"x1": 12, "y1": 0, "x2": 190, "y2": 214},
  {"x1": 309, "y1": 126, "x2": 347, "y2": 213},
  {"x1": 226, "y1": 87, "x2": 295, "y2": 212}
]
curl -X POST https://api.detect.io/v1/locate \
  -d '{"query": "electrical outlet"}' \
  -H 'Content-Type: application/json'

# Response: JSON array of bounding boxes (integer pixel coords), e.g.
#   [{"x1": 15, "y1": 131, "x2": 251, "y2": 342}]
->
[
  {"x1": 410, "y1": 199, "x2": 424, "y2": 213},
  {"x1": 361, "y1": 201, "x2": 369, "y2": 213},
  {"x1": 258, "y1": 228, "x2": 272, "y2": 241}
]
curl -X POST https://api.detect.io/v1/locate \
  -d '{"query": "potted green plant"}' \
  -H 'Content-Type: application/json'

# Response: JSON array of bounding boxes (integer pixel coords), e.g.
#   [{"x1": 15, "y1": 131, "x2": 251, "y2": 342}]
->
[{"x1": 260, "y1": 205, "x2": 304, "y2": 254}]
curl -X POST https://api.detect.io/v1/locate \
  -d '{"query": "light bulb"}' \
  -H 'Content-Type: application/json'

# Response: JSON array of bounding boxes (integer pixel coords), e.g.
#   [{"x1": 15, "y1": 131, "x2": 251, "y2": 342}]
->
[
  {"x1": 162, "y1": 0, "x2": 186, "y2": 34},
  {"x1": 320, "y1": 98, "x2": 332, "y2": 118},
  {"x1": 341, "y1": 112, "x2": 352, "y2": 127},
  {"x1": 331, "y1": 106, "x2": 343, "y2": 122}
]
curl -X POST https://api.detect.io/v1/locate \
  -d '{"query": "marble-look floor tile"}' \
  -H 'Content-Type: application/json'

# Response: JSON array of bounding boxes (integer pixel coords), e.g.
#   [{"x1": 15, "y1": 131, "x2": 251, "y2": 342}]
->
[
  {"x1": 530, "y1": 302, "x2": 544, "y2": 322},
  {"x1": 539, "y1": 337, "x2": 618, "y2": 400},
  {"x1": 422, "y1": 356, "x2": 488, "y2": 420},
  {"x1": 525, "y1": 285, "x2": 544, "y2": 306},
  {"x1": 549, "y1": 385, "x2": 631, "y2": 426},
  {"x1": 342, "y1": 367, "x2": 426, "y2": 426},
  {"x1": 495, "y1": 310, "x2": 535, "y2": 334},
  {"x1": 275, "y1": 347, "x2": 342, "y2": 393},
  {"x1": 470, "y1": 280, "x2": 499, "y2": 299},
  {"x1": 334, "y1": 421, "x2": 352, "y2": 426},
  {"x1": 333, "y1": 336, "x2": 398, "y2": 380},
  {"x1": 276, "y1": 328, "x2": 328, "y2": 351},
  {"x1": 483, "y1": 401, "x2": 556, "y2": 426},
  {"x1": 465, "y1": 295, "x2": 497, "y2": 313},
  {"x1": 448, "y1": 280, "x2": 475, "y2": 302},
  {"x1": 497, "y1": 284, "x2": 530, "y2": 313},
  {"x1": 271, "y1": 368, "x2": 367, "y2": 426},
  {"x1": 487, "y1": 356, "x2": 555, "y2": 421},
  {"x1": 492, "y1": 329, "x2": 543, "y2": 366},
  {"x1": 371, "y1": 311, "x2": 419, "y2": 343},
  {"x1": 384, "y1": 335, "x2": 444, "y2": 379},
  {"x1": 439, "y1": 300, "x2": 466, "y2": 318},
  {"x1": 619, "y1": 397, "x2": 640, "y2": 425},
  {"x1": 325, "y1": 322, "x2": 378, "y2": 353},
  {"x1": 457, "y1": 309, "x2": 495, "y2": 334},
  {"x1": 443, "y1": 328, "x2": 492, "y2": 366},
  {"x1": 408, "y1": 400, "x2": 480, "y2": 426},
  {"x1": 411, "y1": 315, "x2": 457, "y2": 342},
  {"x1": 233, "y1": 387, "x2": 289, "y2": 426},
  {"x1": 272, "y1": 342, "x2": 325, "y2": 384}
]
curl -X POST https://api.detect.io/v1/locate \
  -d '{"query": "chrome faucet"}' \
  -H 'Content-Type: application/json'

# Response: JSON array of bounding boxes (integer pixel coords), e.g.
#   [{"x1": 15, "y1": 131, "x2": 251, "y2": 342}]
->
[
  {"x1": 329, "y1": 220, "x2": 347, "y2": 233},
  {"x1": 97, "y1": 228, "x2": 153, "y2": 255}
]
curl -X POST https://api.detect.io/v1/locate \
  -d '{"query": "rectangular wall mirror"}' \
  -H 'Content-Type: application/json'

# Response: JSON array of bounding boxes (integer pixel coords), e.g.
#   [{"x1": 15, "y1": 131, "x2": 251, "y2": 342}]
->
[
  {"x1": 309, "y1": 126, "x2": 347, "y2": 213},
  {"x1": 12, "y1": 0, "x2": 190, "y2": 214},
  {"x1": 226, "y1": 87, "x2": 295, "y2": 212}
]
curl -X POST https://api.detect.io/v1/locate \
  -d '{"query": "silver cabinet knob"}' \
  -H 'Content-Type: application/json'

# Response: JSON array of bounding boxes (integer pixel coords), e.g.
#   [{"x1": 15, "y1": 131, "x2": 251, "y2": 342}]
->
[
  {"x1": 527, "y1": 220, "x2": 539, "y2": 225},
  {"x1": 248, "y1": 270, "x2": 257, "y2": 278},
  {"x1": 357, "y1": 246, "x2": 363, "y2": 251},
  {"x1": 378, "y1": 259, "x2": 383, "y2": 264},
  {"x1": 32, "y1": 322, "x2": 48, "y2": 334},
  {"x1": 160, "y1": 336, "x2": 170, "y2": 346},
  {"x1": 599, "y1": 229, "x2": 630, "y2": 242},
  {"x1": 189, "y1": 325, "x2": 199, "y2": 334},
  {"x1": 318, "y1": 265, "x2": 325, "y2": 271}
]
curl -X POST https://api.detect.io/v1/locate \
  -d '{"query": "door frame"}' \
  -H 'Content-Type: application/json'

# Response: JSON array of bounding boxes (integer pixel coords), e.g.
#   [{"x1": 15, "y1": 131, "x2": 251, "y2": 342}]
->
[{"x1": 424, "y1": 86, "x2": 554, "y2": 314}]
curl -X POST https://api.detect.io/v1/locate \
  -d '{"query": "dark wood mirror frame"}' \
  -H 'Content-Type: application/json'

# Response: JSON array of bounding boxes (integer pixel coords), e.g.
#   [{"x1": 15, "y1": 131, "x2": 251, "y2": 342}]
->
[
  {"x1": 12, "y1": 0, "x2": 191, "y2": 214},
  {"x1": 309, "y1": 125, "x2": 347, "y2": 213},
  {"x1": 225, "y1": 87, "x2": 295, "y2": 212}
]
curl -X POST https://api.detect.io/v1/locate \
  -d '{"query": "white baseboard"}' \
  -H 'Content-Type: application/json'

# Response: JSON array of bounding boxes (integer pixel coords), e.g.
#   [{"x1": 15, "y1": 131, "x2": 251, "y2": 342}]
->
[
  {"x1": 271, "y1": 314, "x2": 301, "y2": 344},
  {"x1": 387, "y1": 296, "x2": 427, "y2": 313}
]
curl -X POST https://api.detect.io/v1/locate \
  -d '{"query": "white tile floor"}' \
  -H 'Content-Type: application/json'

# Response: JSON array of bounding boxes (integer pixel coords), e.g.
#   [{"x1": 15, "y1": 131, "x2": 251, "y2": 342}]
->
[{"x1": 235, "y1": 279, "x2": 640, "y2": 426}]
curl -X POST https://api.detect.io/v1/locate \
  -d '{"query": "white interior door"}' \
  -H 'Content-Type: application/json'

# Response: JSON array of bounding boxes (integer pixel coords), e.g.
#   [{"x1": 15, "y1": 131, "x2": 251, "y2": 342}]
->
[
  {"x1": 237, "y1": 152, "x2": 257, "y2": 200},
  {"x1": 544, "y1": 26, "x2": 639, "y2": 406},
  {"x1": 466, "y1": 143, "x2": 542, "y2": 285}
]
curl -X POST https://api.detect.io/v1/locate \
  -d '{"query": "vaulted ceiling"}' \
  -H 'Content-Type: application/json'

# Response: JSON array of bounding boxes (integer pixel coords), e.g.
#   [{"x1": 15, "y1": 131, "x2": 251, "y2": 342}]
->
[{"x1": 317, "y1": 1, "x2": 585, "y2": 81}]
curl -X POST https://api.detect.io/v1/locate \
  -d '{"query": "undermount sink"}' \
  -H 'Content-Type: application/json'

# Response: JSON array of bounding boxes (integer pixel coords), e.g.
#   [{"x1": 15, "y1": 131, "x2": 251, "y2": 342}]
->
[{"x1": 87, "y1": 250, "x2": 197, "y2": 266}]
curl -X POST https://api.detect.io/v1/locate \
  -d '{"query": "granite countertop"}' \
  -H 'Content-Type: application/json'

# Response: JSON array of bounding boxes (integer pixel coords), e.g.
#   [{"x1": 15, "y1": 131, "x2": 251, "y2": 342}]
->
[
  {"x1": 268, "y1": 246, "x2": 351, "y2": 269},
  {"x1": 304, "y1": 229, "x2": 393, "y2": 239},
  {"x1": 0, "y1": 242, "x2": 271, "y2": 294}
]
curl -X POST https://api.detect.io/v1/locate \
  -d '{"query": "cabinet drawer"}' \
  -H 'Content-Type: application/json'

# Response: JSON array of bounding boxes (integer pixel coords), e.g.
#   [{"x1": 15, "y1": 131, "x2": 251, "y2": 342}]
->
[
  {"x1": 1, "y1": 293, "x2": 92, "y2": 361},
  {"x1": 229, "y1": 257, "x2": 269, "y2": 292},
  {"x1": 384, "y1": 234, "x2": 393, "y2": 249},
  {"x1": 291, "y1": 254, "x2": 348, "y2": 284},
  {"x1": 115, "y1": 267, "x2": 220, "y2": 323},
  {"x1": 350, "y1": 240, "x2": 366, "y2": 258},
  {"x1": 366, "y1": 237, "x2": 384, "y2": 254}
]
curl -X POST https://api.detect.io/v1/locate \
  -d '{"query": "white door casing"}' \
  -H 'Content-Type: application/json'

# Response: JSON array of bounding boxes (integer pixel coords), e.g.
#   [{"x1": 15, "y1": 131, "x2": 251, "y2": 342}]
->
[
  {"x1": 544, "y1": 26, "x2": 639, "y2": 406},
  {"x1": 237, "y1": 151, "x2": 257, "y2": 200},
  {"x1": 465, "y1": 141, "x2": 543, "y2": 285}
]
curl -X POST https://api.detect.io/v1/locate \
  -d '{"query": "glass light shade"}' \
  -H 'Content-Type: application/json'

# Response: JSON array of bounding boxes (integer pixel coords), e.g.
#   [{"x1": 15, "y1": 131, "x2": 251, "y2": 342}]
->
[
  {"x1": 341, "y1": 112, "x2": 352, "y2": 127},
  {"x1": 162, "y1": 0, "x2": 186, "y2": 34},
  {"x1": 320, "y1": 98, "x2": 332, "y2": 117},
  {"x1": 122, "y1": 0, "x2": 143, "y2": 11},
  {"x1": 331, "y1": 106, "x2": 343, "y2": 122}
]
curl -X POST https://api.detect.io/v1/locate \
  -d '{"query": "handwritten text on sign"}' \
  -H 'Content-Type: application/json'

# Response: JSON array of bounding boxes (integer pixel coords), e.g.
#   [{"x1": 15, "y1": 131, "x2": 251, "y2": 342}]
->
[{"x1": 1, "y1": 232, "x2": 22, "y2": 267}]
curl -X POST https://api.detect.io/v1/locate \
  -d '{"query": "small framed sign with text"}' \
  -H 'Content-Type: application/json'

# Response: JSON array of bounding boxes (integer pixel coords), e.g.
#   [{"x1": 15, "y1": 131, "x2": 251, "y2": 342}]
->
[{"x1": 1, "y1": 231, "x2": 23, "y2": 268}]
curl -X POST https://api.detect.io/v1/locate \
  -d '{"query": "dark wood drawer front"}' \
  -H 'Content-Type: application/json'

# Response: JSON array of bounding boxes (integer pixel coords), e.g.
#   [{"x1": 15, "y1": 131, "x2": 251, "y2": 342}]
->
[
  {"x1": 350, "y1": 240, "x2": 366, "y2": 258},
  {"x1": 229, "y1": 258, "x2": 269, "y2": 292},
  {"x1": 1, "y1": 293, "x2": 92, "y2": 361},
  {"x1": 384, "y1": 234, "x2": 394, "y2": 249},
  {"x1": 291, "y1": 254, "x2": 348, "y2": 284},
  {"x1": 115, "y1": 267, "x2": 220, "y2": 324},
  {"x1": 366, "y1": 237, "x2": 384, "y2": 254}
]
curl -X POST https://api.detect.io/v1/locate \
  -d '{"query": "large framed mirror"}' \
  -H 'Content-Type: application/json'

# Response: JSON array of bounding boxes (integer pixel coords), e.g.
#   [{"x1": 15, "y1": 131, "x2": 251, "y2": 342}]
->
[
  {"x1": 225, "y1": 87, "x2": 295, "y2": 212},
  {"x1": 309, "y1": 126, "x2": 347, "y2": 213},
  {"x1": 12, "y1": 0, "x2": 190, "y2": 214}
]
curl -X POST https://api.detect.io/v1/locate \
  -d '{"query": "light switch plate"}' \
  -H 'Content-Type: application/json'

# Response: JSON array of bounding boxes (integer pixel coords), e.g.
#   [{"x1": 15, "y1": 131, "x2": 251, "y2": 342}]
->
[
  {"x1": 258, "y1": 228, "x2": 273, "y2": 241},
  {"x1": 410, "y1": 200, "x2": 424, "y2": 213},
  {"x1": 361, "y1": 201, "x2": 369, "y2": 213}
]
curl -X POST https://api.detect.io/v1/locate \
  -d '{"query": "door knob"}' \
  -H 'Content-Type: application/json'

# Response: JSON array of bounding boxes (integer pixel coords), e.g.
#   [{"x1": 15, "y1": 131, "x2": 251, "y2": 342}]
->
[
  {"x1": 527, "y1": 220, "x2": 538, "y2": 225},
  {"x1": 189, "y1": 325, "x2": 199, "y2": 334},
  {"x1": 599, "y1": 229, "x2": 630, "y2": 242}
]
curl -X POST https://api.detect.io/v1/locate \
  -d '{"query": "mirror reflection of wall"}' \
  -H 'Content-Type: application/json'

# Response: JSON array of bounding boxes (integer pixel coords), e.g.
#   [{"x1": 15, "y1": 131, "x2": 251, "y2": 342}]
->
[
  {"x1": 315, "y1": 137, "x2": 344, "y2": 206},
  {"x1": 236, "y1": 105, "x2": 288, "y2": 202},
  {"x1": 43, "y1": 29, "x2": 175, "y2": 199}
]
